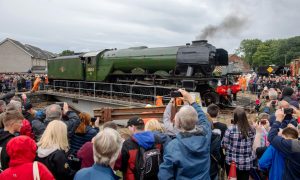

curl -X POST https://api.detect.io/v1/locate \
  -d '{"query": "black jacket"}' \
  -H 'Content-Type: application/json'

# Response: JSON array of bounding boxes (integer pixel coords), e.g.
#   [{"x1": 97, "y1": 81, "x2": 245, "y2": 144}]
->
[
  {"x1": 32, "y1": 111, "x2": 80, "y2": 141},
  {"x1": 36, "y1": 149, "x2": 75, "y2": 180},
  {"x1": 0, "y1": 130, "x2": 15, "y2": 170},
  {"x1": 210, "y1": 130, "x2": 221, "y2": 178}
]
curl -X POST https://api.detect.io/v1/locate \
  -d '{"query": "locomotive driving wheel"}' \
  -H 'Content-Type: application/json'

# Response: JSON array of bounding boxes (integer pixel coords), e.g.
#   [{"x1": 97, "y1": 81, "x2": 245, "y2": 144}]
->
[{"x1": 203, "y1": 91, "x2": 219, "y2": 106}]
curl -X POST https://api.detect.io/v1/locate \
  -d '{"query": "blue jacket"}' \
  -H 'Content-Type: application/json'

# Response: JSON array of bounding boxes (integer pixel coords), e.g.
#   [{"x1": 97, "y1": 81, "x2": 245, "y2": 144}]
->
[
  {"x1": 158, "y1": 103, "x2": 211, "y2": 180},
  {"x1": 268, "y1": 121, "x2": 300, "y2": 180},
  {"x1": 74, "y1": 164, "x2": 119, "y2": 180},
  {"x1": 258, "y1": 145, "x2": 285, "y2": 180}
]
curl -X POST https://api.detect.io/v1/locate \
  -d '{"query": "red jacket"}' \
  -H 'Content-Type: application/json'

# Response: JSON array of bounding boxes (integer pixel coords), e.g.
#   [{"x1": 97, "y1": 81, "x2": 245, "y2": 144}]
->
[
  {"x1": 0, "y1": 136, "x2": 54, "y2": 180},
  {"x1": 20, "y1": 119, "x2": 35, "y2": 140}
]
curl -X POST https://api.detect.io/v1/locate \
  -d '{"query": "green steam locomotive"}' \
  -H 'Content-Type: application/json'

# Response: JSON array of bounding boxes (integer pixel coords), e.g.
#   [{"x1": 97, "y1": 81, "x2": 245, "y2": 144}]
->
[{"x1": 48, "y1": 40, "x2": 229, "y2": 104}]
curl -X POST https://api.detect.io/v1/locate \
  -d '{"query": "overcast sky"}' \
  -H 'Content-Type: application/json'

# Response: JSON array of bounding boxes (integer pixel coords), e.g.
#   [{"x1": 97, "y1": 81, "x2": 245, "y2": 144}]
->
[{"x1": 0, "y1": 0, "x2": 299, "y2": 54}]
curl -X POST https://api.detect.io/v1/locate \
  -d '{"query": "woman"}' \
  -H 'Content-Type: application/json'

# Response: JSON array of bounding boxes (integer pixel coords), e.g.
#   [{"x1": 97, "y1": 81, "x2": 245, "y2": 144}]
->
[
  {"x1": 222, "y1": 107, "x2": 256, "y2": 180},
  {"x1": 70, "y1": 112, "x2": 98, "y2": 155},
  {"x1": 74, "y1": 128, "x2": 122, "y2": 180},
  {"x1": 36, "y1": 120, "x2": 75, "y2": 180},
  {"x1": 145, "y1": 119, "x2": 171, "y2": 148},
  {"x1": 0, "y1": 135, "x2": 54, "y2": 180}
]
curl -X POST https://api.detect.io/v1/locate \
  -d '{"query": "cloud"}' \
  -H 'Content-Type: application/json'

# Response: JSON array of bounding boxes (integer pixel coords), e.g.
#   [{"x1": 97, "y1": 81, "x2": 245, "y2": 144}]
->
[{"x1": 0, "y1": 0, "x2": 299, "y2": 54}]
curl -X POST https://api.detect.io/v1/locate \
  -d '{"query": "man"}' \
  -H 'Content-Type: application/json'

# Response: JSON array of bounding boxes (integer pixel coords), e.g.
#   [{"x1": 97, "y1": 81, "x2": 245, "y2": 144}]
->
[
  {"x1": 32, "y1": 102, "x2": 80, "y2": 141},
  {"x1": 0, "y1": 109, "x2": 24, "y2": 170},
  {"x1": 121, "y1": 116, "x2": 162, "y2": 180},
  {"x1": 260, "y1": 127, "x2": 299, "y2": 180},
  {"x1": 158, "y1": 89, "x2": 211, "y2": 180},
  {"x1": 267, "y1": 109, "x2": 300, "y2": 179}
]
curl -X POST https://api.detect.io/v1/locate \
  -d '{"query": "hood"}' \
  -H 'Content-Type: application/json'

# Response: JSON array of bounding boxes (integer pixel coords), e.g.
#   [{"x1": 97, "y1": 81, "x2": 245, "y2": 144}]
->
[
  {"x1": 133, "y1": 131, "x2": 155, "y2": 150},
  {"x1": 0, "y1": 130, "x2": 15, "y2": 142},
  {"x1": 176, "y1": 128, "x2": 207, "y2": 153},
  {"x1": 6, "y1": 136, "x2": 37, "y2": 167},
  {"x1": 37, "y1": 146, "x2": 59, "y2": 158}
]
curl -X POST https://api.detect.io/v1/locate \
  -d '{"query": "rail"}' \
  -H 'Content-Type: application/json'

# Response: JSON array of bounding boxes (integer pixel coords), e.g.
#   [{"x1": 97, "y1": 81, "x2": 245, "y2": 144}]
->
[{"x1": 45, "y1": 80, "x2": 178, "y2": 105}]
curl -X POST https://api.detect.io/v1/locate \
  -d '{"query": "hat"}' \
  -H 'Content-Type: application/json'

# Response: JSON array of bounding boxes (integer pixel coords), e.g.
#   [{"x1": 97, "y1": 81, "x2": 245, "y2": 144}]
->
[
  {"x1": 282, "y1": 87, "x2": 294, "y2": 97},
  {"x1": 24, "y1": 103, "x2": 33, "y2": 111},
  {"x1": 127, "y1": 116, "x2": 144, "y2": 127}
]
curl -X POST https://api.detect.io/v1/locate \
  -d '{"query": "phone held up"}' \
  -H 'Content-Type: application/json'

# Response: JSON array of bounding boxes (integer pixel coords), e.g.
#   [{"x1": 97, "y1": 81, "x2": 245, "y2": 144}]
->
[{"x1": 170, "y1": 91, "x2": 182, "y2": 98}]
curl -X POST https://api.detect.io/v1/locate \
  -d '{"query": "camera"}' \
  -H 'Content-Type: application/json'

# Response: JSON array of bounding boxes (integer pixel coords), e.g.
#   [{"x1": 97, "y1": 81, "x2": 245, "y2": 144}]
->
[
  {"x1": 284, "y1": 108, "x2": 293, "y2": 115},
  {"x1": 170, "y1": 91, "x2": 182, "y2": 97}
]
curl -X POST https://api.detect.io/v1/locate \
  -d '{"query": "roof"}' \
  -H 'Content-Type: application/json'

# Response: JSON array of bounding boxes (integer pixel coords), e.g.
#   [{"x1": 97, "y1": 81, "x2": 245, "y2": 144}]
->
[
  {"x1": 0, "y1": 38, "x2": 56, "y2": 59},
  {"x1": 81, "y1": 50, "x2": 107, "y2": 57}
]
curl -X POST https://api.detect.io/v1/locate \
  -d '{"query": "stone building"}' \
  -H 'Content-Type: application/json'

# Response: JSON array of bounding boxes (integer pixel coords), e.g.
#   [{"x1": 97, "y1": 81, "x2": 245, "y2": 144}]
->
[{"x1": 0, "y1": 38, "x2": 55, "y2": 73}]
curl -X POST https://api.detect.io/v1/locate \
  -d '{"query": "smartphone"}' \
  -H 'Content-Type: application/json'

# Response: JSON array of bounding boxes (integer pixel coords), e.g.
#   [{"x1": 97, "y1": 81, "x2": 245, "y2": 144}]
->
[
  {"x1": 260, "y1": 119, "x2": 267, "y2": 125},
  {"x1": 55, "y1": 102, "x2": 64, "y2": 109},
  {"x1": 170, "y1": 91, "x2": 182, "y2": 97},
  {"x1": 284, "y1": 108, "x2": 293, "y2": 115},
  {"x1": 91, "y1": 117, "x2": 97, "y2": 122}
]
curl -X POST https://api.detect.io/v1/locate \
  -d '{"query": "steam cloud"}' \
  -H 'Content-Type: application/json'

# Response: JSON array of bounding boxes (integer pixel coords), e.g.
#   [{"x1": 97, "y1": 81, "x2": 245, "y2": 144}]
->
[{"x1": 197, "y1": 14, "x2": 248, "y2": 40}]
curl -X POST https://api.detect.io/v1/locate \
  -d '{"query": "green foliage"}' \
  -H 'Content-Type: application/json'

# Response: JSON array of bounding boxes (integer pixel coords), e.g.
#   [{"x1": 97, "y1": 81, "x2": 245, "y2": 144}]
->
[
  {"x1": 237, "y1": 36, "x2": 300, "y2": 67},
  {"x1": 60, "y1": 50, "x2": 75, "y2": 56}
]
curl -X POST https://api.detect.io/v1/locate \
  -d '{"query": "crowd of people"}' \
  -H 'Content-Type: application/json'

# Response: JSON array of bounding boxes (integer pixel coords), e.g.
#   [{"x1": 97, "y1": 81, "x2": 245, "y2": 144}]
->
[
  {"x1": 0, "y1": 73, "x2": 48, "y2": 93},
  {"x1": 0, "y1": 79, "x2": 300, "y2": 180}
]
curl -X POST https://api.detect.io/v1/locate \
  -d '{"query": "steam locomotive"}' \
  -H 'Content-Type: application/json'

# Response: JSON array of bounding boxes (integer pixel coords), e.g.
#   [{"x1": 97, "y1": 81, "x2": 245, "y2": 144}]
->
[{"x1": 48, "y1": 40, "x2": 234, "y2": 105}]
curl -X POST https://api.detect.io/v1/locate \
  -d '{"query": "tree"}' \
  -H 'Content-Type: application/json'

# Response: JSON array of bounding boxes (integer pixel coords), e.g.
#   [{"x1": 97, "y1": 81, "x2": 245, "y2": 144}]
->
[
  {"x1": 60, "y1": 50, "x2": 75, "y2": 56},
  {"x1": 236, "y1": 39, "x2": 262, "y2": 67}
]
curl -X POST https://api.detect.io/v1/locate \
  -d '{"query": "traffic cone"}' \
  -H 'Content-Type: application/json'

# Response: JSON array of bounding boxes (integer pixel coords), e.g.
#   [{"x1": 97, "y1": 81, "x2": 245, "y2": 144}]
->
[{"x1": 228, "y1": 161, "x2": 237, "y2": 180}]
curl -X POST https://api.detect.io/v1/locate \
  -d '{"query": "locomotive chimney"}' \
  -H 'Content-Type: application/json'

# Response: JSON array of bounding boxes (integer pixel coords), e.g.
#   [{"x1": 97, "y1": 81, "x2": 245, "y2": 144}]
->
[{"x1": 192, "y1": 40, "x2": 208, "y2": 46}]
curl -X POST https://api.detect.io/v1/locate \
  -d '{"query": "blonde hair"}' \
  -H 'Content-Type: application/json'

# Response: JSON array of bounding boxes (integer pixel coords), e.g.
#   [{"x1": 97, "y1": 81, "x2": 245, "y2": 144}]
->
[
  {"x1": 117, "y1": 128, "x2": 132, "y2": 140},
  {"x1": 93, "y1": 128, "x2": 122, "y2": 166},
  {"x1": 145, "y1": 119, "x2": 164, "y2": 132},
  {"x1": 37, "y1": 120, "x2": 69, "y2": 152}
]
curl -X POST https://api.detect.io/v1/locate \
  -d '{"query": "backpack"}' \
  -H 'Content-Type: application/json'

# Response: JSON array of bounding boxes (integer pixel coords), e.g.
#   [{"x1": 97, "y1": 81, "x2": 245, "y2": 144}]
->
[{"x1": 134, "y1": 143, "x2": 161, "y2": 180}]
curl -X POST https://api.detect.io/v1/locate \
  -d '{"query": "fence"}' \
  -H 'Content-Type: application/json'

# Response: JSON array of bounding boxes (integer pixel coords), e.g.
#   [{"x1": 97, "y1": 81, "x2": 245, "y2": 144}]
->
[{"x1": 45, "y1": 80, "x2": 178, "y2": 105}]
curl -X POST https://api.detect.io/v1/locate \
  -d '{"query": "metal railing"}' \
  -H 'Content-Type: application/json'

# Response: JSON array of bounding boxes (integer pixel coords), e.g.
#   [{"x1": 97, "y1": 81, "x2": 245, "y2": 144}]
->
[{"x1": 45, "y1": 80, "x2": 178, "y2": 105}]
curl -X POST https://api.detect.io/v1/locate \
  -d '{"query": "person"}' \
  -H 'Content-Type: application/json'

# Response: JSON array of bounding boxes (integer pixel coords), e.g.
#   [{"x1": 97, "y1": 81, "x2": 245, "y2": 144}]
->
[
  {"x1": 120, "y1": 116, "x2": 163, "y2": 180},
  {"x1": 74, "y1": 128, "x2": 122, "y2": 180},
  {"x1": 162, "y1": 98, "x2": 179, "y2": 138},
  {"x1": 76, "y1": 122, "x2": 118, "y2": 169},
  {"x1": 0, "y1": 135, "x2": 54, "y2": 179},
  {"x1": 32, "y1": 103, "x2": 80, "y2": 141},
  {"x1": 22, "y1": 102, "x2": 35, "y2": 122},
  {"x1": 253, "y1": 113, "x2": 271, "y2": 158},
  {"x1": 145, "y1": 119, "x2": 171, "y2": 148},
  {"x1": 36, "y1": 120, "x2": 75, "y2": 180},
  {"x1": 267, "y1": 109, "x2": 300, "y2": 179},
  {"x1": 222, "y1": 107, "x2": 256, "y2": 180},
  {"x1": 0, "y1": 109, "x2": 24, "y2": 170},
  {"x1": 158, "y1": 89, "x2": 211, "y2": 180},
  {"x1": 207, "y1": 104, "x2": 226, "y2": 179},
  {"x1": 281, "y1": 86, "x2": 299, "y2": 108},
  {"x1": 70, "y1": 112, "x2": 98, "y2": 155},
  {"x1": 259, "y1": 127, "x2": 299, "y2": 180}
]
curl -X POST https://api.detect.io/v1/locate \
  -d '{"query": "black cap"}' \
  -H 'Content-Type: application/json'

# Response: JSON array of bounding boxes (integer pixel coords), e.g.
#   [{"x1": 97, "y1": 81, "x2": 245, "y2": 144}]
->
[{"x1": 127, "y1": 116, "x2": 144, "y2": 127}]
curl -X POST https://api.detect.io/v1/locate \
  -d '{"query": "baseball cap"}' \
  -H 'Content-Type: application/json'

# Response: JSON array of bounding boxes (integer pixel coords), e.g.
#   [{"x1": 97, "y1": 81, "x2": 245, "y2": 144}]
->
[{"x1": 127, "y1": 116, "x2": 144, "y2": 127}]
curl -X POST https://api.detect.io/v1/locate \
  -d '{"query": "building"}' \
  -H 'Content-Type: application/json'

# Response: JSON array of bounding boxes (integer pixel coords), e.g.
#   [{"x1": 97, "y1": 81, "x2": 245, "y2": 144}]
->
[
  {"x1": 228, "y1": 54, "x2": 251, "y2": 72},
  {"x1": 0, "y1": 38, "x2": 56, "y2": 73}
]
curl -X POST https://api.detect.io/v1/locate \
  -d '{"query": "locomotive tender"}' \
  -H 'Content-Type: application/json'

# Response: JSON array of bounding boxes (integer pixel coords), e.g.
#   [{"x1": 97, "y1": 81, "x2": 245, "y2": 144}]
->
[{"x1": 48, "y1": 40, "x2": 229, "y2": 105}]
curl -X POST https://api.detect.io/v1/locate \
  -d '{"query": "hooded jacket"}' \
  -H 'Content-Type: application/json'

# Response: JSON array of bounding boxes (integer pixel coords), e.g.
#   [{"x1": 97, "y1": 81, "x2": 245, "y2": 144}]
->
[
  {"x1": 121, "y1": 131, "x2": 162, "y2": 180},
  {"x1": 158, "y1": 103, "x2": 211, "y2": 180},
  {"x1": 36, "y1": 147, "x2": 75, "y2": 180},
  {"x1": 0, "y1": 130, "x2": 15, "y2": 170},
  {"x1": 0, "y1": 135, "x2": 54, "y2": 180}
]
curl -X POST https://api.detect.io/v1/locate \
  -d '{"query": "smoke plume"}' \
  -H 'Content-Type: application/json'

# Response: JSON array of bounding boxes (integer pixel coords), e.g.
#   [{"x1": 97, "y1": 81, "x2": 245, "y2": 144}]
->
[{"x1": 197, "y1": 14, "x2": 248, "y2": 40}]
